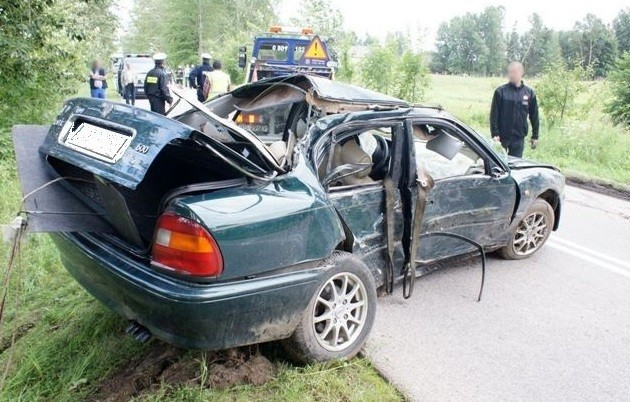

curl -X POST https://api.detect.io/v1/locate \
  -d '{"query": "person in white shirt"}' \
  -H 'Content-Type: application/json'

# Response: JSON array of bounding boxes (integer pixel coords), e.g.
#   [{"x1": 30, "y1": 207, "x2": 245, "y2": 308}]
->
[
  {"x1": 121, "y1": 62, "x2": 138, "y2": 105},
  {"x1": 204, "y1": 60, "x2": 232, "y2": 100}
]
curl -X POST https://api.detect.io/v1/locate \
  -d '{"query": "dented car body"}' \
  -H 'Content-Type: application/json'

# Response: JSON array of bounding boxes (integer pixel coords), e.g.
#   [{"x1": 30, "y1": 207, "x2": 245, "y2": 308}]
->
[{"x1": 13, "y1": 75, "x2": 564, "y2": 362}]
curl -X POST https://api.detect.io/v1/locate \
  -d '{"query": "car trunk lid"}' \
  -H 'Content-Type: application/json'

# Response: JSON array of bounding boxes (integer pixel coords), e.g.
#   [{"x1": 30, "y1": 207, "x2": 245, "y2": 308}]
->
[{"x1": 12, "y1": 96, "x2": 270, "y2": 249}]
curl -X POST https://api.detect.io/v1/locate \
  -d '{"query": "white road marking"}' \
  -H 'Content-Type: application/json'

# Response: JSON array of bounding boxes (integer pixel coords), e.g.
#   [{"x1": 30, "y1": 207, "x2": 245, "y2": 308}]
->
[
  {"x1": 547, "y1": 238, "x2": 630, "y2": 280},
  {"x1": 551, "y1": 236, "x2": 630, "y2": 270}
]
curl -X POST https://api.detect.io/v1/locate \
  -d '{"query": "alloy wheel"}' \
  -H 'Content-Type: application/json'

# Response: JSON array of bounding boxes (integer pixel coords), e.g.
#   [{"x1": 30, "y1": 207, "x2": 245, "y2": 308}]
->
[
  {"x1": 513, "y1": 212, "x2": 549, "y2": 256},
  {"x1": 312, "y1": 272, "x2": 368, "y2": 352}
]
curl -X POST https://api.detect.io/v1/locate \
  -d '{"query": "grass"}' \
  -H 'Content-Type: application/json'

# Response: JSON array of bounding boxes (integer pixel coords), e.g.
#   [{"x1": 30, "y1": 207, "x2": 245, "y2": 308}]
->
[
  {"x1": 139, "y1": 359, "x2": 399, "y2": 402},
  {"x1": 425, "y1": 74, "x2": 630, "y2": 187}
]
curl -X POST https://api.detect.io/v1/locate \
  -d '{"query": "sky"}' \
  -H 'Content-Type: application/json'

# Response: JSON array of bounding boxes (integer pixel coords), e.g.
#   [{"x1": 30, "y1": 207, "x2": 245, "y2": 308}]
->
[{"x1": 278, "y1": 0, "x2": 628, "y2": 49}]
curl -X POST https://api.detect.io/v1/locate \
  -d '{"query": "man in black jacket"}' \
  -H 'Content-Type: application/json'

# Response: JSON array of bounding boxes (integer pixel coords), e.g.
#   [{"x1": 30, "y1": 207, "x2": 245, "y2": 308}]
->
[
  {"x1": 490, "y1": 61, "x2": 540, "y2": 158},
  {"x1": 188, "y1": 53, "x2": 213, "y2": 102},
  {"x1": 144, "y1": 53, "x2": 173, "y2": 115}
]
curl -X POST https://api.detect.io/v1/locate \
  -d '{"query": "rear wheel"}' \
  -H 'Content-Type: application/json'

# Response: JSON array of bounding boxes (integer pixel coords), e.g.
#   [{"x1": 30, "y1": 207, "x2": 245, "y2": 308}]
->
[
  {"x1": 281, "y1": 252, "x2": 376, "y2": 363},
  {"x1": 498, "y1": 198, "x2": 554, "y2": 260}
]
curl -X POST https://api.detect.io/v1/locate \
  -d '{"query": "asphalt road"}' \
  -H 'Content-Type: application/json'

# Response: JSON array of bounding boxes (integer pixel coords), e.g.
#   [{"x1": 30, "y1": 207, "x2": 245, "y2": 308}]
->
[{"x1": 366, "y1": 185, "x2": 630, "y2": 401}]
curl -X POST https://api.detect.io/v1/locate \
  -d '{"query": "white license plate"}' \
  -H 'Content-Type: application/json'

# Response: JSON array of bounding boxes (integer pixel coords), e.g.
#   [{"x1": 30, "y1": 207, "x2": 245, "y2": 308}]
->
[{"x1": 63, "y1": 122, "x2": 133, "y2": 163}]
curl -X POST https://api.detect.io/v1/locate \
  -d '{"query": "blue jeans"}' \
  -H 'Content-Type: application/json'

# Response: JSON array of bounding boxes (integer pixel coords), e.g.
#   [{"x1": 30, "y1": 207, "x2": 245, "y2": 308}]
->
[
  {"x1": 91, "y1": 88, "x2": 105, "y2": 99},
  {"x1": 123, "y1": 84, "x2": 136, "y2": 105}
]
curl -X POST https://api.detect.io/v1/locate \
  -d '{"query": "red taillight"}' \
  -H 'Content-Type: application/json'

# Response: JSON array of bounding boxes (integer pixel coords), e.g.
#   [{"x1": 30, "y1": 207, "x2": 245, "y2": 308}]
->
[{"x1": 151, "y1": 213, "x2": 223, "y2": 277}]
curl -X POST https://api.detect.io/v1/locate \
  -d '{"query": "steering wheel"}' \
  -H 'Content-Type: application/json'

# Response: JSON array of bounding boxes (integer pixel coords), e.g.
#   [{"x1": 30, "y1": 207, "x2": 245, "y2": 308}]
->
[{"x1": 370, "y1": 135, "x2": 390, "y2": 180}]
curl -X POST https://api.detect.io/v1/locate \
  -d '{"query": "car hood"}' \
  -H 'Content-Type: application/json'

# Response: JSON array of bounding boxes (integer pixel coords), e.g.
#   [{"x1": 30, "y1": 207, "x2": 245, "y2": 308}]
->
[{"x1": 507, "y1": 156, "x2": 559, "y2": 171}]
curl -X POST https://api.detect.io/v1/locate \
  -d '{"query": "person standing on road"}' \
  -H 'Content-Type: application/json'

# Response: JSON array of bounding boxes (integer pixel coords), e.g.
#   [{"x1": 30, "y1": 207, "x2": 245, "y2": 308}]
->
[
  {"x1": 183, "y1": 65, "x2": 191, "y2": 87},
  {"x1": 144, "y1": 53, "x2": 173, "y2": 115},
  {"x1": 490, "y1": 61, "x2": 540, "y2": 158},
  {"x1": 204, "y1": 60, "x2": 232, "y2": 100},
  {"x1": 189, "y1": 53, "x2": 213, "y2": 102},
  {"x1": 89, "y1": 60, "x2": 108, "y2": 99},
  {"x1": 121, "y1": 62, "x2": 138, "y2": 106}
]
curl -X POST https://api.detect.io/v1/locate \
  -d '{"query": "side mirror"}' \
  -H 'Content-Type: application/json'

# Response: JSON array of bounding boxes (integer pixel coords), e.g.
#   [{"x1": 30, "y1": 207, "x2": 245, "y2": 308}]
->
[
  {"x1": 238, "y1": 46, "x2": 247, "y2": 69},
  {"x1": 323, "y1": 163, "x2": 373, "y2": 187},
  {"x1": 491, "y1": 166, "x2": 508, "y2": 180}
]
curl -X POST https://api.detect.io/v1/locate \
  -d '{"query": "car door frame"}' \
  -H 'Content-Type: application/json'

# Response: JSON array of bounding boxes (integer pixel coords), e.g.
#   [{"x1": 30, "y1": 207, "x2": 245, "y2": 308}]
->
[{"x1": 312, "y1": 118, "x2": 407, "y2": 281}]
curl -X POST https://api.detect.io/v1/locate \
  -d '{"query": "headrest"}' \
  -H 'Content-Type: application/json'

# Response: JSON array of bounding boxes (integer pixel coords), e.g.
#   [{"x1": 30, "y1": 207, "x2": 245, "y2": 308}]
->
[{"x1": 339, "y1": 140, "x2": 372, "y2": 179}]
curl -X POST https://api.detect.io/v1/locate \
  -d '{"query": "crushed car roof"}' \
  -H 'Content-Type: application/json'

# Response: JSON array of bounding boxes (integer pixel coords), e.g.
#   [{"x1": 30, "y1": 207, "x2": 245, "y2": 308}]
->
[{"x1": 231, "y1": 74, "x2": 410, "y2": 108}]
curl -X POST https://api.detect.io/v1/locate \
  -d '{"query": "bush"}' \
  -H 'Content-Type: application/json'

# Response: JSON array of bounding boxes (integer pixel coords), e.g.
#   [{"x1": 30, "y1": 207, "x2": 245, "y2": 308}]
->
[
  {"x1": 605, "y1": 52, "x2": 630, "y2": 129},
  {"x1": 535, "y1": 61, "x2": 591, "y2": 127},
  {"x1": 360, "y1": 36, "x2": 429, "y2": 103}
]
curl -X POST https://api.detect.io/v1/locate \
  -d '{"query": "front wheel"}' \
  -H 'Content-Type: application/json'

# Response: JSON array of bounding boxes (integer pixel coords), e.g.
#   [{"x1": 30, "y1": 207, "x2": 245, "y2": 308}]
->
[
  {"x1": 498, "y1": 198, "x2": 555, "y2": 260},
  {"x1": 281, "y1": 252, "x2": 377, "y2": 363}
]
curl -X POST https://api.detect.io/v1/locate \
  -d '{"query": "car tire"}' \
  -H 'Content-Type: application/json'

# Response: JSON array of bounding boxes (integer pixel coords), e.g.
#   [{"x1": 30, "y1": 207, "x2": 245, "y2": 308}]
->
[
  {"x1": 281, "y1": 251, "x2": 377, "y2": 364},
  {"x1": 498, "y1": 198, "x2": 555, "y2": 260}
]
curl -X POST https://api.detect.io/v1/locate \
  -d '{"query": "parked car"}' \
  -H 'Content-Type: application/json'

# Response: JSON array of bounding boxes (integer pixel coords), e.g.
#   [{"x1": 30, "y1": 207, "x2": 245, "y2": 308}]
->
[{"x1": 13, "y1": 75, "x2": 564, "y2": 363}]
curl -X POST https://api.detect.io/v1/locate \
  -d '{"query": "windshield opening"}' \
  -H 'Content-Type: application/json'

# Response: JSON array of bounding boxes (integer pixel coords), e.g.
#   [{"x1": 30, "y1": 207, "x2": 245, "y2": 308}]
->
[
  {"x1": 258, "y1": 42, "x2": 289, "y2": 62},
  {"x1": 293, "y1": 44, "x2": 307, "y2": 61},
  {"x1": 167, "y1": 87, "x2": 288, "y2": 178}
]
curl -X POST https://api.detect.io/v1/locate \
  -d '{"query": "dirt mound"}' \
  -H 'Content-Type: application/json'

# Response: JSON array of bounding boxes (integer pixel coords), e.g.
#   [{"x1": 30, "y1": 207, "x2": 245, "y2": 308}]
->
[{"x1": 90, "y1": 343, "x2": 276, "y2": 401}]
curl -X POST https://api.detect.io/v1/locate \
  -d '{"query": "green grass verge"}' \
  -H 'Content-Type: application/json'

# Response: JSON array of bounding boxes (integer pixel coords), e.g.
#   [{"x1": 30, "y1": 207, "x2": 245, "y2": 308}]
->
[
  {"x1": 425, "y1": 74, "x2": 630, "y2": 187},
  {"x1": 139, "y1": 358, "x2": 399, "y2": 402}
]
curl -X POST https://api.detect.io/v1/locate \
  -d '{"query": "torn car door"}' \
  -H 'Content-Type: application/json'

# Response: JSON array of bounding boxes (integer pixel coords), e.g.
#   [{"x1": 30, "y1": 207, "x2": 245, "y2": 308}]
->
[{"x1": 411, "y1": 119, "x2": 518, "y2": 262}]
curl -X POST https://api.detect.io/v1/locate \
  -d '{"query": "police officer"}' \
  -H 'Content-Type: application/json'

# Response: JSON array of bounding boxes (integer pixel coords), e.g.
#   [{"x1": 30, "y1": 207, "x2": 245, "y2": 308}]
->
[
  {"x1": 144, "y1": 53, "x2": 173, "y2": 115},
  {"x1": 490, "y1": 61, "x2": 540, "y2": 158},
  {"x1": 188, "y1": 53, "x2": 213, "y2": 102}
]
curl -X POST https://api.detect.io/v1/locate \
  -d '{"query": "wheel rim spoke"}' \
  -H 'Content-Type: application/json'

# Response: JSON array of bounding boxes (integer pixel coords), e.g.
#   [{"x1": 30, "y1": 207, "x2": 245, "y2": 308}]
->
[{"x1": 314, "y1": 311, "x2": 332, "y2": 323}]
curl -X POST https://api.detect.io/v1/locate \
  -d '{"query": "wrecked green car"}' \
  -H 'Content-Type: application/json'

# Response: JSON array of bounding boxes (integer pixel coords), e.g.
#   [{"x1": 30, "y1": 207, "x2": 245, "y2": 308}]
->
[{"x1": 13, "y1": 74, "x2": 564, "y2": 363}]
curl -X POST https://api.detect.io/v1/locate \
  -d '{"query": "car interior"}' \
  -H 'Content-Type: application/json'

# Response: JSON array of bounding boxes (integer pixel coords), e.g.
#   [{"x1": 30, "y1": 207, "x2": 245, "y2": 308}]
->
[
  {"x1": 412, "y1": 123, "x2": 486, "y2": 180},
  {"x1": 317, "y1": 127, "x2": 392, "y2": 187},
  {"x1": 317, "y1": 123, "x2": 487, "y2": 189}
]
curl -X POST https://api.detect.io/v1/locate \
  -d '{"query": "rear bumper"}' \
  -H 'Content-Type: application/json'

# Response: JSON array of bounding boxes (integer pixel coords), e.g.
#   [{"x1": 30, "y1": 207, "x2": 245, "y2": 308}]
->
[{"x1": 51, "y1": 233, "x2": 326, "y2": 350}]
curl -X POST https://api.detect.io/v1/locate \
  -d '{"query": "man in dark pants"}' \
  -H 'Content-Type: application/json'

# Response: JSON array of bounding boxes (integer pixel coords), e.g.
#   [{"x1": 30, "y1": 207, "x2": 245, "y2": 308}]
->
[
  {"x1": 144, "y1": 53, "x2": 173, "y2": 115},
  {"x1": 490, "y1": 61, "x2": 540, "y2": 158},
  {"x1": 188, "y1": 53, "x2": 213, "y2": 102}
]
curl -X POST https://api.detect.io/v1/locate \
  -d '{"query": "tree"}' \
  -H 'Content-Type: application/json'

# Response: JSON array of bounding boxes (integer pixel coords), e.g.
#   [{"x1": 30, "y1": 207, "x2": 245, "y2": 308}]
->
[
  {"x1": 123, "y1": 0, "x2": 276, "y2": 82},
  {"x1": 477, "y1": 6, "x2": 506, "y2": 76},
  {"x1": 361, "y1": 40, "x2": 398, "y2": 95},
  {"x1": 613, "y1": 9, "x2": 630, "y2": 54},
  {"x1": 290, "y1": 0, "x2": 344, "y2": 39},
  {"x1": 605, "y1": 52, "x2": 630, "y2": 128},
  {"x1": 395, "y1": 50, "x2": 429, "y2": 101},
  {"x1": 361, "y1": 34, "x2": 428, "y2": 102},
  {"x1": 431, "y1": 22, "x2": 455, "y2": 73},
  {"x1": 520, "y1": 14, "x2": 561, "y2": 76},
  {"x1": 536, "y1": 61, "x2": 591, "y2": 127},
  {"x1": 431, "y1": 7, "x2": 505, "y2": 76},
  {"x1": 505, "y1": 24, "x2": 522, "y2": 63},
  {"x1": 0, "y1": 0, "x2": 117, "y2": 131},
  {"x1": 572, "y1": 14, "x2": 618, "y2": 77}
]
